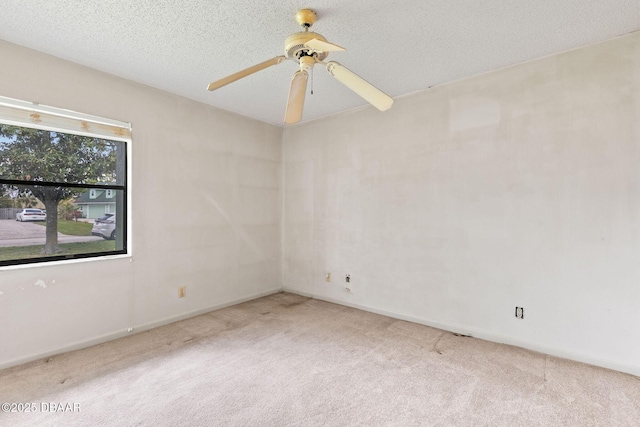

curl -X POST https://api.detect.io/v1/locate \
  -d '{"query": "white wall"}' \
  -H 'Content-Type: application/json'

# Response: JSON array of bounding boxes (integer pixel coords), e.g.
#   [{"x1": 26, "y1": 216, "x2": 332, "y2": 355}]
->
[
  {"x1": 2, "y1": 32, "x2": 639, "y2": 377},
  {"x1": 0, "y1": 40, "x2": 282, "y2": 368},
  {"x1": 283, "y1": 32, "x2": 640, "y2": 376}
]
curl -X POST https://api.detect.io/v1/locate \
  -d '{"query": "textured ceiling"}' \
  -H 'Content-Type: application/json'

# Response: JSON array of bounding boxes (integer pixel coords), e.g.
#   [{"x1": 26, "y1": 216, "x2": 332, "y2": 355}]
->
[{"x1": 1, "y1": 1, "x2": 639, "y2": 126}]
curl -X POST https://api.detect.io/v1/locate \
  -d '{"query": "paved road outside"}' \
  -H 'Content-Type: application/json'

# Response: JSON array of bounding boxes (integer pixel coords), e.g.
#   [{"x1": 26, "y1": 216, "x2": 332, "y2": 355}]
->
[{"x1": 0, "y1": 219, "x2": 102, "y2": 247}]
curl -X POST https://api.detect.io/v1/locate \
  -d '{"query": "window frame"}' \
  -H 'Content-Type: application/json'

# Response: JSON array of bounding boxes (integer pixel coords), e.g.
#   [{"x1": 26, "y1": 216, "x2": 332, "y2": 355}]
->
[{"x1": 0, "y1": 96, "x2": 131, "y2": 268}]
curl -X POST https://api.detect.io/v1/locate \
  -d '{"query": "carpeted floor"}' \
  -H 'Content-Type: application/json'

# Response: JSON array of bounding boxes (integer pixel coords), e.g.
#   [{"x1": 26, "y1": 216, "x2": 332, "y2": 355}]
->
[{"x1": 1, "y1": 292, "x2": 638, "y2": 426}]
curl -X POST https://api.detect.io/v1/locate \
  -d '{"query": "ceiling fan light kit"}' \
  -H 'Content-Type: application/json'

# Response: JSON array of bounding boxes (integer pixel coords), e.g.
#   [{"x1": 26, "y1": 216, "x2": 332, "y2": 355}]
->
[{"x1": 207, "y1": 9, "x2": 393, "y2": 124}]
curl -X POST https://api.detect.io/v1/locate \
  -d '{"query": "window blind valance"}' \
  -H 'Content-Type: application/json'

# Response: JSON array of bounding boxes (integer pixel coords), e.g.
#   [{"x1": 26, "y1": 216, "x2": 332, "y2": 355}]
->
[{"x1": 0, "y1": 96, "x2": 131, "y2": 142}]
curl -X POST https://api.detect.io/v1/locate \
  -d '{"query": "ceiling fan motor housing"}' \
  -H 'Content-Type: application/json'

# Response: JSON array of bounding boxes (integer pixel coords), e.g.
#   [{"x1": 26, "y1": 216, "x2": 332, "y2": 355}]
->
[{"x1": 284, "y1": 31, "x2": 329, "y2": 61}]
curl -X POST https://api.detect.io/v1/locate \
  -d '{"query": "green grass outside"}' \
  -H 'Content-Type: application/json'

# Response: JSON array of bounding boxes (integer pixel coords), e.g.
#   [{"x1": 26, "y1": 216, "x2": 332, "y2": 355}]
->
[
  {"x1": 33, "y1": 219, "x2": 93, "y2": 236},
  {"x1": 0, "y1": 240, "x2": 116, "y2": 261}
]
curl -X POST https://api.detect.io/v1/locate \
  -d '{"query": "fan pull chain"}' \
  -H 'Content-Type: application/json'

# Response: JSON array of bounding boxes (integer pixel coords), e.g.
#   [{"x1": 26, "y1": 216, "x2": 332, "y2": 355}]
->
[{"x1": 310, "y1": 67, "x2": 314, "y2": 95}]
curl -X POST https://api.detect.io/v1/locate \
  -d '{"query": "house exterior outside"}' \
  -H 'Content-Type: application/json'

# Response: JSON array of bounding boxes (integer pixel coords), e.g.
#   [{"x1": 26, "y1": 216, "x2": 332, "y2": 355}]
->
[{"x1": 73, "y1": 188, "x2": 116, "y2": 220}]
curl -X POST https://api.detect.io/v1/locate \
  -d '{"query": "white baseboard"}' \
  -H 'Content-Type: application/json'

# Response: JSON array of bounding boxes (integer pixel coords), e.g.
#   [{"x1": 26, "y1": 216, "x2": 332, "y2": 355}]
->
[
  {"x1": 5, "y1": 286, "x2": 637, "y2": 378},
  {"x1": 132, "y1": 287, "x2": 283, "y2": 333},
  {"x1": 0, "y1": 287, "x2": 283, "y2": 371},
  {"x1": 285, "y1": 288, "x2": 640, "y2": 378}
]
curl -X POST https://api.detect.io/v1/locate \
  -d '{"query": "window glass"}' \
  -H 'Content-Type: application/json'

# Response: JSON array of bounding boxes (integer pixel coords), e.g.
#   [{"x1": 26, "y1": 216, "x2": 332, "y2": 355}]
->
[{"x1": 0, "y1": 121, "x2": 128, "y2": 266}]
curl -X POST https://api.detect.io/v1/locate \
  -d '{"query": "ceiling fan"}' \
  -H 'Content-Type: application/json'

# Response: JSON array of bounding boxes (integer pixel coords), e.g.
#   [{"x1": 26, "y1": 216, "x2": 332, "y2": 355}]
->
[{"x1": 207, "y1": 9, "x2": 394, "y2": 124}]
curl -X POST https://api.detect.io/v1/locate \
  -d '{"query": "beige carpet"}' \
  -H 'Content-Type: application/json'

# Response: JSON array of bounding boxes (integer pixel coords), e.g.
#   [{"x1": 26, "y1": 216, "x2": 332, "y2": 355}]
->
[{"x1": 1, "y1": 292, "x2": 638, "y2": 426}]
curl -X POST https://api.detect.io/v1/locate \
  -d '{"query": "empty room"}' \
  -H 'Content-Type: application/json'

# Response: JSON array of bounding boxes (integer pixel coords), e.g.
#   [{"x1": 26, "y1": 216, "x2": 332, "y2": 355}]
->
[{"x1": 1, "y1": 1, "x2": 639, "y2": 426}]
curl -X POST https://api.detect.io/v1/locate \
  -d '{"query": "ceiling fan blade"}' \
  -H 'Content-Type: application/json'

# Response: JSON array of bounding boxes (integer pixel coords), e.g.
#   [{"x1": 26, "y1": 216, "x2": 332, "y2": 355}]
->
[
  {"x1": 207, "y1": 56, "x2": 286, "y2": 91},
  {"x1": 304, "y1": 38, "x2": 345, "y2": 52},
  {"x1": 284, "y1": 70, "x2": 309, "y2": 124},
  {"x1": 326, "y1": 61, "x2": 393, "y2": 111}
]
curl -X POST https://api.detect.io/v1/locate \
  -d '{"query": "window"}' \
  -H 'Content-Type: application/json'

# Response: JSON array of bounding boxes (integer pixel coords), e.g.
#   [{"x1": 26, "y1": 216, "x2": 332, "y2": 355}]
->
[{"x1": 0, "y1": 96, "x2": 130, "y2": 267}]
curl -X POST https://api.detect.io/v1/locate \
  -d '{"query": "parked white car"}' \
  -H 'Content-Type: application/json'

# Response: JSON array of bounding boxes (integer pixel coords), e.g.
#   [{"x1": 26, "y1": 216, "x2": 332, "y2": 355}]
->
[
  {"x1": 16, "y1": 208, "x2": 47, "y2": 222},
  {"x1": 92, "y1": 214, "x2": 116, "y2": 240}
]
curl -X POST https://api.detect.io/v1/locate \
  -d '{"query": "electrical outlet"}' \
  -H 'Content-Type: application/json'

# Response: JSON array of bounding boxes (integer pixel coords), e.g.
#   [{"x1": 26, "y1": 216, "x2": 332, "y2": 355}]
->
[
  {"x1": 178, "y1": 286, "x2": 186, "y2": 298},
  {"x1": 515, "y1": 306, "x2": 524, "y2": 319},
  {"x1": 344, "y1": 274, "x2": 351, "y2": 293}
]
